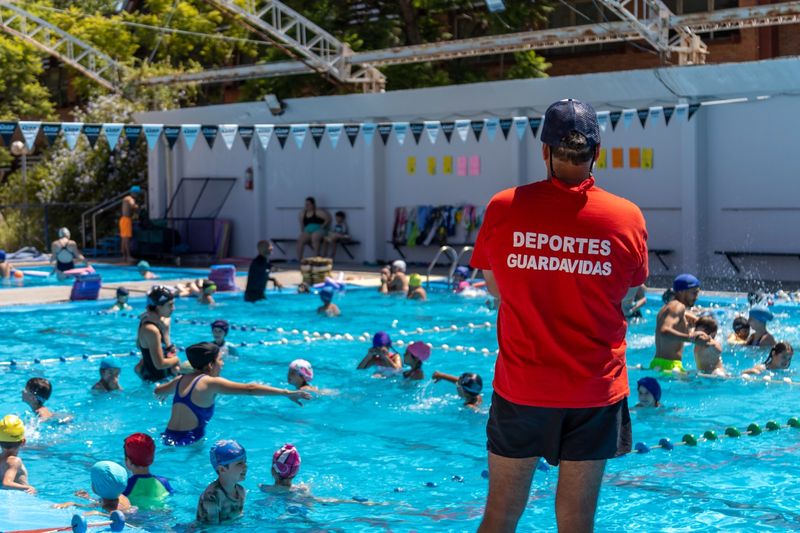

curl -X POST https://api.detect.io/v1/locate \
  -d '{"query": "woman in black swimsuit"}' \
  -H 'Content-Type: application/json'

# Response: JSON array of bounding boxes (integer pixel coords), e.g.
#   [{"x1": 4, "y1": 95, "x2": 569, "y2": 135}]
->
[
  {"x1": 296, "y1": 197, "x2": 330, "y2": 260},
  {"x1": 136, "y1": 285, "x2": 182, "y2": 382}
]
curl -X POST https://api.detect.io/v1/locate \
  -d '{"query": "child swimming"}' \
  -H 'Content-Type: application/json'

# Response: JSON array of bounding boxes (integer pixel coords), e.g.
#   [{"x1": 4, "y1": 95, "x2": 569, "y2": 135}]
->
[
  {"x1": 402, "y1": 342, "x2": 431, "y2": 380},
  {"x1": 108, "y1": 287, "x2": 132, "y2": 312},
  {"x1": 138, "y1": 261, "x2": 158, "y2": 280},
  {"x1": 197, "y1": 440, "x2": 247, "y2": 524},
  {"x1": 0, "y1": 415, "x2": 35, "y2": 493},
  {"x1": 693, "y1": 315, "x2": 725, "y2": 375},
  {"x1": 743, "y1": 341, "x2": 794, "y2": 376},
  {"x1": 356, "y1": 332, "x2": 402, "y2": 373},
  {"x1": 746, "y1": 305, "x2": 776, "y2": 348},
  {"x1": 406, "y1": 274, "x2": 427, "y2": 301},
  {"x1": 22, "y1": 377, "x2": 54, "y2": 420},
  {"x1": 92, "y1": 358, "x2": 122, "y2": 392},
  {"x1": 288, "y1": 359, "x2": 317, "y2": 392},
  {"x1": 727, "y1": 316, "x2": 750, "y2": 345},
  {"x1": 157, "y1": 342, "x2": 311, "y2": 446},
  {"x1": 211, "y1": 319, "x2": 239, "y2": 358},
  {"x1": 317, "y1": 286, "x2": 341, "y2": 317},
  {"x1": 57, "y1": 461, "x2": 132, "y2": 513},
  {"x1": 634, "y1": 377, "x2": 662, "y2": 407},
  {"x1": 432, "y1": 371, "x2": 483, "y2": 410},
  {"x1": 122, "y1": 433, "x2": 174, "y2": 508},
  {"x1": 259, "y1": 444, "x2": 302, "y2": 493}
]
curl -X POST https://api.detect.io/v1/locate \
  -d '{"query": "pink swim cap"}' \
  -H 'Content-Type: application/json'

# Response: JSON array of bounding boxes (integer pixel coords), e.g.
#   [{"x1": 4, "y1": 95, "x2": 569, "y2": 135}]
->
[
  {"x1": 272, "y1": 443, "x2": 301, "y2": 479},
  {"x1": 456, "y1": 280, "x2": 470, "y2": 293},
  {"x1": 289, "y1": 359, "x2": 314, "y2": 382},
  {"x1": 407, "y1": 342, "x2": 431, "y2": 362}
]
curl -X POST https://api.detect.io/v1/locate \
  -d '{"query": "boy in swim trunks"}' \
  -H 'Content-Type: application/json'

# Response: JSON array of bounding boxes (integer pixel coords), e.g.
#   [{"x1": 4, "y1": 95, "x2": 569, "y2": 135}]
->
[
  {"x1": 407, "y1": 273, "x2": 427, "y2": 301},
  {"x1": 211, "y1": 319, "x2": 238, "y2": 358},
  {"x1": 120, "y1": 189, "x2": 139, "y2": 263},
  {"x1": 92, "y1": 358, "x2": 122, "y2": 392},
  {"x1": 288, "y1": 359, "x2": 317, "y2": 392},
  {"x1": 634, "y1": 377, "x2": 661, "y2": 408},
  {"x1": 432, "y1": 371, "x2": 483, "y2": 410},
  {"x1": 727, "y1": 316, "x2": 750, "y2": 345},
  {"x1": 316, "y1": 286, "x2": 340, "y2": 317},
  {"x1": 108, "y1": 287, "x2": 133, "y2": 312},
  {"x1": 57, "y1": 461, "x2": 132, "y2": 513},
  {"x1": 0, "y1": 415, "x2": 35, "y2": 493},
  {"x1": 122, "y1": 433, "x2": 174, "y2": 509},
  {"x1": 197, "y1": 440, "x2": 247, "y2": 524},
  {"x1": 693, "y1": 316, "x2": 725, "y2": 375},
  {"x1": 651, "y1": 274, "x2": 711, "y2": 373},
  {"x1": 22, "y1": 377, "x2": 54, "y2": 420}
]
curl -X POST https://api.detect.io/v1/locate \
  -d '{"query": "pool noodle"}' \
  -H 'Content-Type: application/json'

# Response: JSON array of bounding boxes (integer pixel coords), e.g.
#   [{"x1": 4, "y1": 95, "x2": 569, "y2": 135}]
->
[
  {"x1": 16, "y1": 270, "x2": 50, "y2": 277},
  {"x1": 63, "y1": 265, "x2": 95, "y2": 277}
]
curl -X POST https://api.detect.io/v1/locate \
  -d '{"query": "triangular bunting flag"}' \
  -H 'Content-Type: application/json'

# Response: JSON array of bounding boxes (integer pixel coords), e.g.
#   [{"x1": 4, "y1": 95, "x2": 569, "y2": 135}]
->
[
  {"x1": 663, "y1": 106, "x2": 675, "y2": 126},
  {"x1": 424, "y1": 121, "x2": 439, "y2": 145},
  {"x1": 181, "y1": 125, "x2": 200, "y2": 151},
  {"x1": 42, "y1": 123, "x2": 61, "y2": 146},
  {"x1": 528, "y1": 117, "x2": 541, "y2": 138},
  {"x1": 123, "y1": 125, "x2": 142, "y2": 144},
  {"x1": 648, "y1": 106, "x2": 663, "y2": 127},
  {"x1": 82, "y1": 124, "x2": 102, "y2": 148},
  {"x1": 254, "y1": 125, "x2": 274, "y2": 149},
  {"x1": 499, "y1": 118, "x2": 513, "y2": 140},
  {"x1": 688, "y1": 103, "x2": 701, "y2": 120},
  {"x1": 239, "y1": 126, "x2": 254, "y2": 150},
  {"x1": 62, "y1": 123, "x2": 83, "y2": 151},
  {"x1": 637, "y1": 109, "x2": 649, "y2": 129},
  {"x1": 275, "y1": 126, "x2": 290, "y2": 149},
  {"x1": 609, "y1": 111, "x2": 622, "y2": 130},
  {"x1": 345, "y1": 124, "x2": 360, "y2": 147},
  {"x1": 410, "y1": 122, "x2": 424, "y2": 144},
  {"x1": 326, "y1": 124, "x2": 343, "y2": 149},
  {"x1": 201, "y1": 125, "x2": 219, "y2": 149},
  {"x1": 440, "y1": 122, "x2": 454, "y2": 143},
  {"x1": 393, "y1": 122, "x2": 409, "y2": 145},
  {"x1": 143, "y1": 124, "x2": 163, "y2": 150},
  {"x1": 164, "y1": 126, "x2": 181, "y2": 150},
  {"x1": 455, "y1": 120, "x2": 470, "y2": 143},
  {"x1": 362, "y1": 123, "x2": 376, "y2": 146},
  {"x1": 310, "y1": 125, "x2": 325, "y2": 148},
  {"x1": 470, "y1": 120, "x2": 484, "y2": 141},
  {"x1": 0, "y1": 121, "x2": 16, "y2": 146},
  {"x1": 596, "y1": 111, "x2": 610, "y2": 133},
  {"x1": 674, "y1": 104, "x2": 688, "y2": 121},
  {"x1": 622, "y1": 109, "x2": 636, "y2": 129},
  {"x1": 485, "y1": 118, "x2": 499, "y2": 142},
  {"x1": 377, "y1": 123, "x2": 392, "y2": 145},
  {"x1": 513, "y1": 117, "x2": 527, "y2": 140},
  {"x1": 102, "y1": 124, "x2": 123, "y2": 150},
  {"x1": 18, "y1": 121, "x2": 41, "y2": 151},
  {"x1": 219, "y1": 124, "x2": 238, "y2": 150},
  {"x1": 291, "y1": 124, "x2": 308, "y2": 149}
]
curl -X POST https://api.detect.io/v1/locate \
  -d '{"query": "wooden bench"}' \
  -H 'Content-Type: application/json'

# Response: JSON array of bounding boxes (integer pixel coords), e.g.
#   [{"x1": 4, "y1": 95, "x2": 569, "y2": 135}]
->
[
  {"x1": 714, "y1": 250, "x2": 800, "y2": 274},
  {"x1": 388, "y1": 241, "x2": 475, "y2": 260},
  {"x1": 272, "y1": 238, "x2": 361, "y2": 260},
  {"x1": 648, "y1": 249, "x2": 674, "y2": 271}
]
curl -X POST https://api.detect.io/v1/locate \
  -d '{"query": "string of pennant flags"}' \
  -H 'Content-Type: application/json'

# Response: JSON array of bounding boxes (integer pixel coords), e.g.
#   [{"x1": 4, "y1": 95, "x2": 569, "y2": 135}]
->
[{"x1": 2, "y1": 103, "x2": 700, "y2": 153}]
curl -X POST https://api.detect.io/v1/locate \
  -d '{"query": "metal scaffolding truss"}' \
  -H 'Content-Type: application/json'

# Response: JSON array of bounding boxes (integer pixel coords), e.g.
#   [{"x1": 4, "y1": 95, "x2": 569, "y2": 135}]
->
[
  {"x1": 0, "y1": 2, "x2": 127, "y2": 92},
  {"x1": 141, "y1": 1, "x2": 800, "y2": 88}
]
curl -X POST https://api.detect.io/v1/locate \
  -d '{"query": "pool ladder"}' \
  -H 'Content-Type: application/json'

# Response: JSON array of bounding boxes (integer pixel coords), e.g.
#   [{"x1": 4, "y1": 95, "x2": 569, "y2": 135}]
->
[{"x1": 425, "y1": 245, "x2": 474, "y2": 288}]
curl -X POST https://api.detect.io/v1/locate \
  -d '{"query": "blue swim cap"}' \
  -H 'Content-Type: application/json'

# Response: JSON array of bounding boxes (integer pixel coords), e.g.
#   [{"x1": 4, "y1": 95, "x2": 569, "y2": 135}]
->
[
  {"x1": 320, "y1": 286, "x2": 334, "y2": 303},
  {"x1": 673, "y1": 274, "x2": 700, "y2": 292},
  {"x1": 458, "y1": 373, "x2": 483, "y2": 395},
  {"x1": 0, "y1": 249, "x2": 5, "y2": 262},
  {"x1": 637, "y1": 377, "x2": 662, "y2": 403},
  {"x1": 210, "y1": 439, "x2": 246, "y2": 470},
  {"x1": 749, "y1": 305, "x2": 774, "y2": 323},
  {"x1": 372, "y1": 331, "x2": 391, "y2": 348},
  {"x1": 454, "y1": 266, "x2": 470, "y2": 278},
  {"x1": 137, "y1": 260, "x2": 151, "y2": 271},
  {"x1": 100, "y1": 357, "x2": 121, "y2": 370},
  {"x1": 90, "y1": 461, "x2": 127, "y2": 500}
]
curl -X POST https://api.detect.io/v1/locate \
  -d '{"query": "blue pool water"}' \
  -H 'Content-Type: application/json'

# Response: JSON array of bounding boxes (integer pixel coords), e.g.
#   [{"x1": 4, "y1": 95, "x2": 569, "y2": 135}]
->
[
  {"x1": 1, "y1": 263, "x2": 227, "y2": 289},
  {"x1": 2, "y1": 288, "x2": 800, "y2": 531}
]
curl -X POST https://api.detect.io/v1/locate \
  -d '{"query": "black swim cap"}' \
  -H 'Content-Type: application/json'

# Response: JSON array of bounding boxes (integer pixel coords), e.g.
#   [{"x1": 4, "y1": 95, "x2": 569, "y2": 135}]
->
[
  {"x1": 211, "y1": 319, "x2": 229, "y2": 333},
  {"x1": 147, "y1": 285, "x2": 174, "y2": 307},
  {"x1": 186, "y1": 342, "x2": 220, "y2": 370},
  {"x1": 458, "y1": 373, "x2": 483, "y2": 395}
]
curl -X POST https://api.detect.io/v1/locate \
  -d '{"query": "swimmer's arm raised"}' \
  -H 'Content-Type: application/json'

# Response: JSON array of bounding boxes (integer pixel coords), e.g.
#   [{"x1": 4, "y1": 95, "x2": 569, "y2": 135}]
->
[
  {"x1": 481, "y1": 270, "x2": 499, "y2": 298},
  {"x1": 432, "y1": 371, "x2": 458, "y2": 384}
]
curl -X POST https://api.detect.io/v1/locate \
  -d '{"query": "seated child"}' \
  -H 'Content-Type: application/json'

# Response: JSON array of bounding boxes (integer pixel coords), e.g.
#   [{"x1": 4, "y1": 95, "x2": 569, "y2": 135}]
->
[
  {"x1": 316, "y1": 286, "x2": 340, "y2": 317},
  {"x1": 92, "y1": 358, "x2": 122, "y2": 392},
  {"x1": 197, "y1": 440, "x2": 247, "y2": 524},
  {"x1": 402, "y1": 342, "x2": 431, "y2": 380},
  {"x1": 22, "y1": 377, "x2": 54, "y2": 420},
  {"x1": 138, "y1": 261, "x2": 158, "y2": 280},
  {"x1": 58, "y1": 461, "x2": 132, "y2": 512},
  {"x1": 693, "y1": 315, "x2": 725, "y2": 375},
  {"x1": 432, "y1": 371, "x2": 483, "y2": 410},
  {"x1": 406, "y1": 274, "x2": 427, "y2": 301},
  {"x1": 108, "y1": 287, "x2": 132, "y2": 312},
  {"x1": 356, "y1": 332, "x2": 402, "y2": 373},
  {"x1": 635, "y1": 377, "x2": 661, "y2": 408},
  {"x1": 211, "y1": 319, "x2": 239, "y2": 358},
  {"x1": 259, "y1": 444, "x2": 302, "y2": 493},
  {"x1": 743, "y1": 341, "x2": 794, "y2": 376},
  {"x1": 288, "y1": 359, "x2": 317, "y2": 392},
  {"x1": 0, "y1": 415, "x2": 35, "y2": 493},
  {"x1": 122, "y1": 433, "x2": 174, "y2": 508},
  {"x1": 323, "y1": 211, "x2": 350, "y2": 258},
  {"x1": 727, "y1": 316, "x2": 750, "y2": 345}
]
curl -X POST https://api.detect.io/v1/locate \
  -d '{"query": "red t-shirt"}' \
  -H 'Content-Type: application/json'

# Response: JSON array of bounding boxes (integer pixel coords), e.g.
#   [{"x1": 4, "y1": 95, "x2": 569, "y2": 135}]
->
[{"x1": 471, "y1": 177, "x2": 648, "y2": 408}]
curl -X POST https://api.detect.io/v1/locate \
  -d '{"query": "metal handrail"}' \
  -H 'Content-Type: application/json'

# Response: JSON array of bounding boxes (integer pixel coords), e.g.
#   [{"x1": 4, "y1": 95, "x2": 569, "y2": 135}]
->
[
  {"x1": 81, "y1": 189, "x2": 145, "y2": 252},
  {"x1": 448, "y1": 246, "x2": 474, "y2": 281},
  {"x1": 426, "y1": 245, "x2": 457, "y2": 288}
]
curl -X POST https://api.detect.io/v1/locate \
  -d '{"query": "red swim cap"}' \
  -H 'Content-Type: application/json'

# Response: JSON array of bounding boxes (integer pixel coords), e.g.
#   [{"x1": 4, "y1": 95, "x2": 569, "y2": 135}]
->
[{"x1": 124, "y1": 433, "x2": 155, "y2": 467}]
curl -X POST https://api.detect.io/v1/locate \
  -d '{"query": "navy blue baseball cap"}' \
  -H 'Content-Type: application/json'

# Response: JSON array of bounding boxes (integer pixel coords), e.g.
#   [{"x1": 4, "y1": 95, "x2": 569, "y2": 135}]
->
[{"x1": 540, "y1": 99, "x2": 601, "y2": 147}]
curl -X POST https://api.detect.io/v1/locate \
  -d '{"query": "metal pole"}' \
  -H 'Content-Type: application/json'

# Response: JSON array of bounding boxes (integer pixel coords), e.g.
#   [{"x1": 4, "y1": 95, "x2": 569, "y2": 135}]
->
[{"x1": 22, "y1": 151, "x2": 27, "y2": 243}]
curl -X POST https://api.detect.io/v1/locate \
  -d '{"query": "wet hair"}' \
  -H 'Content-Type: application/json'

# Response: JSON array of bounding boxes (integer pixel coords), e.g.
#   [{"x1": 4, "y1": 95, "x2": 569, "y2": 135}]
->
[
  {"x1": 765, "y1": 341, "x2": 794, "y2": 367},
  {"x1": 662, "y1": 288, "x2": 675, "y2": 305},
  {"x1": 732, "y1": 316, "x2": 749, "y2": 332},
  {"x1": 186, "y1": 342, "x2": 221, "y2": 371},
  {"x1": 335, "y1": 211, "x2": 345, "y2": 219},
  {"x1": 0, "y1": 442, "x2": 21, "y2": 451},
  {"x1": 551, "y1": 131, "x2": 595, "y2": 165},
  {"x1": 26, "y1": 377, "x2": 52, "y2": 403},
  {"x1": 305, "y1": 196, "x2": 316, "y2": 208},
  {"x1": 694, "y1": 316, "x2": 718, "y2": 336}
]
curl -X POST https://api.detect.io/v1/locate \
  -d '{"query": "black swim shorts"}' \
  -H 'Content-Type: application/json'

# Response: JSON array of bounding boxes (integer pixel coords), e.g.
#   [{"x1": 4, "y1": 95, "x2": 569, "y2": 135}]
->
[{"x1": 486, "y1": 392, "x2": 631, "y2": 466}]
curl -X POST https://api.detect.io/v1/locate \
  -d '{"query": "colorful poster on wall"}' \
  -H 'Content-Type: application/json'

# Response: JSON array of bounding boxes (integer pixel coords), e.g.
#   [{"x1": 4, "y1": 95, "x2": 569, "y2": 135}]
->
[
  {"x1": 407, "y1": 156, "x2": 416, "y2": 175},
  {"x1": 469, "y1": 155, "x2": 481, "y2": 176},
  {"x1": 611, "y1": 147, "x2": 624, "y2": 168},
  {"x1": 642, "y1": 148, "x2": 654, "y2": 169},
  {"x1": 443, "y1": 155, "x2": 453, "y2": 174},
  {"x1": 456, "y1": 156, "x2": 467, "y2": 176},
  {"x1": 596, "y1": 148, "x2": 607, "y2": 169},
  {"x1": 629, "y1": 147, "x2": 641, "y2": 168},
  {"x1": 427, "y1": 156, "x2": 436, "y2": 175}
]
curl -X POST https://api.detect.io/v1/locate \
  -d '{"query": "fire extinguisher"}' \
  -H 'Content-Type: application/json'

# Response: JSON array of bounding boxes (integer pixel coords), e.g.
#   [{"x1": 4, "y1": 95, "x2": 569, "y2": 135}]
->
[{"x1": 244, "y1": 166, "x2": 254, "y2": 190}]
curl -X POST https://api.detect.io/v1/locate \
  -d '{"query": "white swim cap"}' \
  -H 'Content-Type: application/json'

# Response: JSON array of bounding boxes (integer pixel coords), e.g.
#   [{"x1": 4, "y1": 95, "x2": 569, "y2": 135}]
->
[
  {"x1": 392, "y1": 260, "x2": 407, "y2": 273},
  {"x1": 58, "y1": 227, "x2": 70, "y2": 239}
]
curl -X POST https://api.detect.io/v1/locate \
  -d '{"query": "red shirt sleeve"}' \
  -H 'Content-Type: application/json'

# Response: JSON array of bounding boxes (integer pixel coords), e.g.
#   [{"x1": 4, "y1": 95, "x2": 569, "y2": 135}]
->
[
  {"x1": 470, "y1": 200, "x2": 496, "y2": 271},
  {"x1": 630, "y1": 211, "x2": 649, "y2": 286}
]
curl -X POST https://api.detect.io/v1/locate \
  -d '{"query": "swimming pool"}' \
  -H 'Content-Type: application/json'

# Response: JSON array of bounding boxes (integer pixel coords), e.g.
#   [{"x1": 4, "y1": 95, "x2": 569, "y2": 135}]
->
[
  {"x1": 1, "y1": 263, "x2": 225, "y2": 290},
  {"x1": 2, "y1": 288, "x2": 800, "y2": 531}
]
